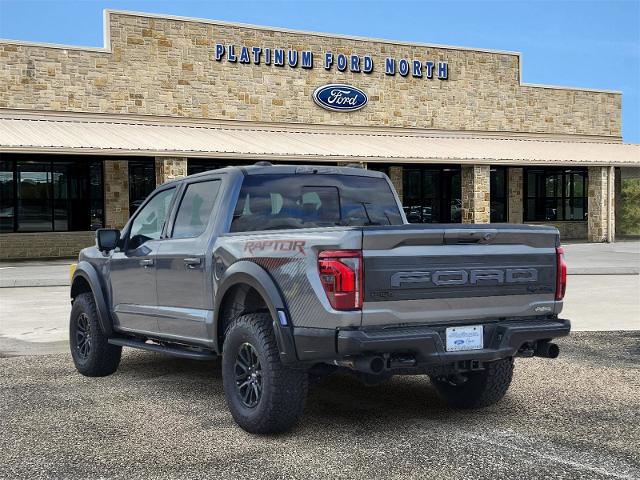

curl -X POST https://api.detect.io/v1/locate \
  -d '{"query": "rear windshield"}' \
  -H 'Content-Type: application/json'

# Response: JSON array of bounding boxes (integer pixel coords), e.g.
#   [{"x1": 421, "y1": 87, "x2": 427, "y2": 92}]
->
[{"x1": 230, "y1": 174, "x2": 404, "y2": 232}]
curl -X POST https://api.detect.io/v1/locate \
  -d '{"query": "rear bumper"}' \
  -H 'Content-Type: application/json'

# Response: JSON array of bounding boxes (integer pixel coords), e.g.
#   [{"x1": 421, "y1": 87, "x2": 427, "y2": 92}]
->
[{"x1": 293, "y1": 318, "x2": 571, "y2": 365}]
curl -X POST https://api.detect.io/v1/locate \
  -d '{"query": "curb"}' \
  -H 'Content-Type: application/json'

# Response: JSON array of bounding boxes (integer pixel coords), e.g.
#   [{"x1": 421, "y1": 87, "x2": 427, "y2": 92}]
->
[
  {"x1": 568, "y1": 268, "x2": 639, "y2": 275},
  {"x1": 0, "y1": 280, "x2": 70, "y2": 288}
]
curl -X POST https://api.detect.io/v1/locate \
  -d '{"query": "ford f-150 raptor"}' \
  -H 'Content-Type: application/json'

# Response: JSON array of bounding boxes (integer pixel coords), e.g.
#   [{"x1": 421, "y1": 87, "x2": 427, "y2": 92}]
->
[{"x1": 69, "y1": 163, "x2": 570, "y2": 433}]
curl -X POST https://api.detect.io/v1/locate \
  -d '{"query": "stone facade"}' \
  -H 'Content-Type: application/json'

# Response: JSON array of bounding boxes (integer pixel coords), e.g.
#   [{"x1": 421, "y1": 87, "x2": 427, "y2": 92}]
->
[
  {"x1": 507, "y1": 167, "x2": 524, "y2": 224},
  {"x1": 0, "y1": 11, "x2": 627, "y2": 257},
  {"x1": 0, "y1": 11, "x2": 621, "y2": 138},
  {"x1": 461, "y1": 165, "x2": 490, "y2": 224},
  {"x1": 0, "y1": 232, "x2": 95, "y2": 260},
  {"x1": 104, "y1": 160, "x2": 130, "y2": 229},
  {"x1": 156, "y1": 156, "x2": 188, "y2": 185}
]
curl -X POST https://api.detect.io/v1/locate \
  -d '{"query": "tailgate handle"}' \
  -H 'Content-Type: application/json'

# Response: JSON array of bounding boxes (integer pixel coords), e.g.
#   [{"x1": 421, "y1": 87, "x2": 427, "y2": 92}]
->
[{"x1": 444, "y1": 230, "x2": 498, "y2": 245}]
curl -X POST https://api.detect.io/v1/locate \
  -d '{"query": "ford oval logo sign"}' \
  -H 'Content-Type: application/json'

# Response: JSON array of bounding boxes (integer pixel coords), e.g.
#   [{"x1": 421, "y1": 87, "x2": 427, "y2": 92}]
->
[{"x1": 312, "y1": 84, "x2": 368, "y2": 112}]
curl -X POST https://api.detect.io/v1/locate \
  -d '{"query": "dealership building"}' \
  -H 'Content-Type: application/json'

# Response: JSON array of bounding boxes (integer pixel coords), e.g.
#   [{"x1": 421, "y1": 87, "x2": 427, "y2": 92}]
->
[{"x1": 0, "y1": 10, "x2": 638, "y2": 259}]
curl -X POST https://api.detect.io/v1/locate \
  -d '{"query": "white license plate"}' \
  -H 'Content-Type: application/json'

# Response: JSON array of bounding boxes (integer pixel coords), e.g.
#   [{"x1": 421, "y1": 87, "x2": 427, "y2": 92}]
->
[{"x1": 445, "y1": 325, "x2": 484, "y2": 352}]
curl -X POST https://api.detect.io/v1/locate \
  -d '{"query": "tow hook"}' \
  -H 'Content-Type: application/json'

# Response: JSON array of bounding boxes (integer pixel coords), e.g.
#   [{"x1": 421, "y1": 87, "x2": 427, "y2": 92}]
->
[{"x1": 445, "y1": 374, "x2": 468, "y2": 386}]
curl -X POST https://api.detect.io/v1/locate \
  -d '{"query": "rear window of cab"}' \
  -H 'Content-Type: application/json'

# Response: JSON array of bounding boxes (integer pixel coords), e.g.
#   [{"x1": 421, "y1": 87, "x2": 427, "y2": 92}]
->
[{"x1": 230, "y1": 174, "x2": 403, "y2": 232}]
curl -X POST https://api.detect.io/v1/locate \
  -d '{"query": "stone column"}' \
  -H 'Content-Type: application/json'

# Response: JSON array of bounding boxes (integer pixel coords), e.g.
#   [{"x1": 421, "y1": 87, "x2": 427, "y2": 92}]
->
[
  {"x1": 507, "y1": 167, "x2": 524, "y2": 224},
  {"x1": 388, "y1": 166, "x2": 403, "y2": 203},
  {"x1": 614, "y1": 167, "x2": 622, "y2": 239},
  {"x1": 155, "y1": 156, "x2": 188, "y2": 186},
  {"x1": 461, "y1": 165, "x2": 490, "y2": 224},
  {"x1": 588, "y1": 166, "x2": 615, "y2": 242},
  {"x1": 104, "y1": 160, "x2": 130, "y2": 229}
]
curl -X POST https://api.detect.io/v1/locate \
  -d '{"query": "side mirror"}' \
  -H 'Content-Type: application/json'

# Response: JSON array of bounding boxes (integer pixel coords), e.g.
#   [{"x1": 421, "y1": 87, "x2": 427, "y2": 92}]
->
[{"x1": 96, "y1": 228, "x2": 120, "y2": 252}]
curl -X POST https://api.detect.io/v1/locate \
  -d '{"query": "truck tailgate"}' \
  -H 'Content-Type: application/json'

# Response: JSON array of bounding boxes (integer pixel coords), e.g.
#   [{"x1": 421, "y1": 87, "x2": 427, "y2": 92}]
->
[{"x1": 362, "y1": 224, "x2": 560, "y2": 326}]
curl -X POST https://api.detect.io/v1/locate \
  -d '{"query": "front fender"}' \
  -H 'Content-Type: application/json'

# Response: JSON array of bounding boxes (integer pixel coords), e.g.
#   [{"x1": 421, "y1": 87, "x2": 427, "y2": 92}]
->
[
  {"x1": 71, "y1": 261, "x2": 113, "y2": 336},
  {"x1": 214, "y1": 260, "x2": 297, "y2": 363}
]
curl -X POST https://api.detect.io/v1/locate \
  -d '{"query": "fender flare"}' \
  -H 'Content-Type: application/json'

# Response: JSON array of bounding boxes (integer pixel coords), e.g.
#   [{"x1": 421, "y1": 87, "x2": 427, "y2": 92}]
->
[
  {"x1": 213, "y1": 260, "x2": 297, "y2": 363},
  {"x1": 71, "y1": 261, "x2": 114, "y2": 336}
]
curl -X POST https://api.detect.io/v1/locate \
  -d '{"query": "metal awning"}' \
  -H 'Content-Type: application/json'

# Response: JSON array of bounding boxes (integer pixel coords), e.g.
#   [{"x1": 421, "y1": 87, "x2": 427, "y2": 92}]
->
[{"x1": 1, "y1": 111, "x2": 638, "y2": 166}]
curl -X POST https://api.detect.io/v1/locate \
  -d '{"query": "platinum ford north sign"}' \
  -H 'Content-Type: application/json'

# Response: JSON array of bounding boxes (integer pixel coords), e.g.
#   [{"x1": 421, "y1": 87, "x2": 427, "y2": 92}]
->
[
  {"x1": 313, "y1": 84, "x2": 368, "y2": 112},
  {"x1": 213, "y1": 44, "x2": 449, "y2": 80}
]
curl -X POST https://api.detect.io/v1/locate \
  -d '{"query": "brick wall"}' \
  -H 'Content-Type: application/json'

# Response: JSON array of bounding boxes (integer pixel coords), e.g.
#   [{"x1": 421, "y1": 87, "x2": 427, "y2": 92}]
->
[
  {"x1": 0, "y1": 232, "x2": 95, "y2": 260},
  {"x1": 0, "y1": 12, "x2": 621, "y2": 137}
]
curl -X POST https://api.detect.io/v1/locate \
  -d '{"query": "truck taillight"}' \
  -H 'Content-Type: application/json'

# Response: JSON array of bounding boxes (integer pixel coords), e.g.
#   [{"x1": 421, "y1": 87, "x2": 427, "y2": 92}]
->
[
  {"x1": 318, "y1": 250, "x2": 363, "y2": 310},
  {"x1": 555, "y1": 246, "x2": 567, "y2": 301}
]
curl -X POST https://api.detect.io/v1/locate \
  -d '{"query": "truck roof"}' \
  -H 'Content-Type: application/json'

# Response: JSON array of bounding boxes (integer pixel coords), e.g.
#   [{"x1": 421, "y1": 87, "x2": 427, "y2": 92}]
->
[{"x1": 179, "y1": 163, "x2": 387, "y2": 183}]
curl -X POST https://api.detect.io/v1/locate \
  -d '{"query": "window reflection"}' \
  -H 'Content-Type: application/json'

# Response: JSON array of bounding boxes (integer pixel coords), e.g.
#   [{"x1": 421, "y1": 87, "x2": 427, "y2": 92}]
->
[
  {"x1": 1, "y1": 156, "x2": 105, "y2": 232},
  {"x1": 0, "y1": 161, "x2": 14, "y2": 232},
  {"x1": 525, "y1": 168, "x2": 588, "y2": 221},
  {"x1": 490, "y1": 167, "x2": 508, "y2": 223},
  {"x1": 403, "y1": 166, "x2": 461, "y2": 223}
]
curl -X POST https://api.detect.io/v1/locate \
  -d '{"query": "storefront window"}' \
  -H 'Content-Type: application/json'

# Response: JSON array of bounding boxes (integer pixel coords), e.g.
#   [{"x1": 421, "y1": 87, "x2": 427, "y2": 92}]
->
[
  {"x1": 128, "y1": 160, "x2": 156, "y2": 216},
  {"x1": 0, "y1": 161, "x2": 14, "y2": 232},
  {"x1": 524, "y1": 168, "x2": 587, "y2": 221},
  {"x1": 490, "y1": 167, "x2": 508, "y2": 223},
  {"x1": 367, "y1": 164, "x2": 389, "y2": 176},
  {"x1": 0, "y1": 156, "x2": 104, "y2": 232},
  {"x1": 403, "y1": 166, "x2": 461, "y2": 223},
  {"x1": 187, "y1": 160, "x2": 229, "y2": 176},
  {"x1": 17, "y1": 162, "x2": 52, "y2": 232}
]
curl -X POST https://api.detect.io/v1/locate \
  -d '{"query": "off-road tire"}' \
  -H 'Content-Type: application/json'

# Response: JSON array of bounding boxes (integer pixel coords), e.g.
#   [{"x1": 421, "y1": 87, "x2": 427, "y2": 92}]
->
[
  {"x1": 431, "y1": 358, "x2": 514, "y2": 409},
  {"x1": 222, "y1": 313, "x2": 308, "y2": 434},
  {"x1": 69, "y1": 293, "x2": 122, "y2": 377}
]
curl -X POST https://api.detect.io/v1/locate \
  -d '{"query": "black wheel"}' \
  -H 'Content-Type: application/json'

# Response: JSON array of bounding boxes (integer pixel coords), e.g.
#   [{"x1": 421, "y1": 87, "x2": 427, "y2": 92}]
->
[
  {"x1": 430, "y1": 358, "x2": 514, "y2": 409},
  {"x1": 222, "y1": 313, "x2": 308, "y2": 434},
  {"x1": 69, "y1": 293, "x2": 122, "y2": 377}
]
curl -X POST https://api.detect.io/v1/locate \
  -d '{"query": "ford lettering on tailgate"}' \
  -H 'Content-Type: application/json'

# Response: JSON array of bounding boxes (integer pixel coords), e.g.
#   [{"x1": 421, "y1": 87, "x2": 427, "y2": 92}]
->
[{"x1": 390, "y1": 268, "x2": 539, "y2": 288}]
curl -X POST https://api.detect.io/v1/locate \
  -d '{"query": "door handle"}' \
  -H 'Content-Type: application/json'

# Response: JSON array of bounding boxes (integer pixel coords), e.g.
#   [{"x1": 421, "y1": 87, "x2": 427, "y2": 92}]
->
[
  {"x1": 139, "y1": 259, "x2": 154, "y2": 268},
  {"x1": 183, "y1": 257, "x2": 201, "y2": 269}
]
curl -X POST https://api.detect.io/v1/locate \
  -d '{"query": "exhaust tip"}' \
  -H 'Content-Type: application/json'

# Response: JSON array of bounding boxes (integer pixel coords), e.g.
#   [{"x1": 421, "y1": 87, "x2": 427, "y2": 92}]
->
[
  {"x1": 535, "y1": 342, "x2": 560, "y2": 359},
  {"x1": 547, "y1": 343, "x2": 560, "y2": 359},
  {"x1": 370, "y1": 357, "x2": 386, "y2": 374}
]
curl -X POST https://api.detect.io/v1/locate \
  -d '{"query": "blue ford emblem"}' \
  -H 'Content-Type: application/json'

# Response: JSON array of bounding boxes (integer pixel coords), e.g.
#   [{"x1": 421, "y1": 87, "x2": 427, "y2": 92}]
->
[
  {"x1": 454, "y1": 340, "x2": 465, "y2": 345},
  {"x1": 312, "y1": 84, "x2": 368, "y2": 112}
]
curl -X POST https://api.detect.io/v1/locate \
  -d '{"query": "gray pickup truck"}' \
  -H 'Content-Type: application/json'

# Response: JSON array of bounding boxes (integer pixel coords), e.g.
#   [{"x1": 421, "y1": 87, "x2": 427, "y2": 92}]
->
[{"x1": 70, "y1": 163, "x2": 570, "y2": 433}]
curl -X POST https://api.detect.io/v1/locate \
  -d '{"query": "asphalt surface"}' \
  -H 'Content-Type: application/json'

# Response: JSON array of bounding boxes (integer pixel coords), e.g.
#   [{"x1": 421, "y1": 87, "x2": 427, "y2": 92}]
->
[{"x1": 1, "y1": 331, "x2": 638, "y2": 480}]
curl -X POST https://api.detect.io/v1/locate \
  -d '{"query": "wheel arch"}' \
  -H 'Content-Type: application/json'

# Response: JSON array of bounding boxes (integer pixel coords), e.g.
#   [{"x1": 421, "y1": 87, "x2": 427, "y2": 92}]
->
[
  {"x1": 71, "y1": 261, "x2": 114, "y2": 336},
  {"x1": 213, "y1": 260, "x2": 296, "y2": 362}
]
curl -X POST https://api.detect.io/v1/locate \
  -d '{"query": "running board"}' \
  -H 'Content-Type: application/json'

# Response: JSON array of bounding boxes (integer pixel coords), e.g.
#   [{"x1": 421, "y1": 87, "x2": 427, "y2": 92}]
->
[{"x1": 108, "y1": 337, "x2": 217, "y2": 361}]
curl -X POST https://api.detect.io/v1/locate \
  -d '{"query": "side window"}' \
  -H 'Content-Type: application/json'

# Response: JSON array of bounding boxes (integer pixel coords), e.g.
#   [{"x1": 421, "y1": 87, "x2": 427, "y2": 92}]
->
[
  {"x1": 172, "y1": 180, "x2": 221, "y2": 239},
  {"x1": 128, "y1": 187, "x2": 175, "y2": 249}
]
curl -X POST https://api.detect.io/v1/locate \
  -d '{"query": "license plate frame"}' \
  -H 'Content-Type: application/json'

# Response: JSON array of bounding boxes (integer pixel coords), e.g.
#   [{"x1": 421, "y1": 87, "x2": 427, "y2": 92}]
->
[{"x1": 445, "y1": 325, "x2": 484, "y2": 352}]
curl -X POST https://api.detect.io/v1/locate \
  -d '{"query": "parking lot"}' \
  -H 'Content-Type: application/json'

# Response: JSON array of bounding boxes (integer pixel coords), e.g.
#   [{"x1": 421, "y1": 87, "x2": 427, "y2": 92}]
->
[
  {"x1": 0, "y1": 241, "x2": 638, "y2": 479},
  {"x1": 0, "y1": 332, "x2": 638, "y2": 479}
]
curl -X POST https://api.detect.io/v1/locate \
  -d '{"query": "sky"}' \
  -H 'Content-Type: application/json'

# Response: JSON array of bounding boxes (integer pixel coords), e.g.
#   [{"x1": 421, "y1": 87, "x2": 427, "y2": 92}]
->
[{"x1": 0, "y1": 0, "x2": 638, "y2": 142}]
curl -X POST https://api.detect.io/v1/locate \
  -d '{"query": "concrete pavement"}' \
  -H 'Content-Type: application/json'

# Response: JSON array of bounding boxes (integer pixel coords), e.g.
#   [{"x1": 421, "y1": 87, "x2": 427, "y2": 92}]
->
[
  {"x1": 1, "y1": 240, "x2": 638, "y2": 288},
  {"x1": 0, "y1": 259, "x2": 72, "y2": 288}
]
